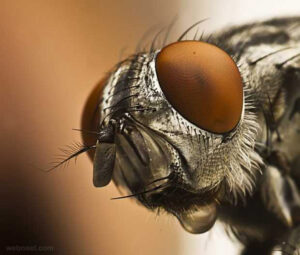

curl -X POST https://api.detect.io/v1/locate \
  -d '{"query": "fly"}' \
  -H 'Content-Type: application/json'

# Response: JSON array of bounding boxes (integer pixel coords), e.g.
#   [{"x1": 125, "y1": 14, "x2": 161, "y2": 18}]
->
[{"x1": 51, "y1": 16, "x2": 300, "y2": 255}]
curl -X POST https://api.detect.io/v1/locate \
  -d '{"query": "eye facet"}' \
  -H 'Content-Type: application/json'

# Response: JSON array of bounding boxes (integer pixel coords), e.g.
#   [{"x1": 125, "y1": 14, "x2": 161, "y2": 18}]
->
[{"x1": 155, "y1": 41, "x2": 243, "y2": 134}]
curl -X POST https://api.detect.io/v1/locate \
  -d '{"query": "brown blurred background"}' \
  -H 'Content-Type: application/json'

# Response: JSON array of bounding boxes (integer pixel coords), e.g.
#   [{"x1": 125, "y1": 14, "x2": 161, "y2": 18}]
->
[{"x1": 1, "y1": 0, "x2": 300, "y2": 254}]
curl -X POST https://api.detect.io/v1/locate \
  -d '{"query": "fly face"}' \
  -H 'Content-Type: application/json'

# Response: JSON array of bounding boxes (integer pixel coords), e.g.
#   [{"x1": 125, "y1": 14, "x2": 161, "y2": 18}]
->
[
  {"x1": 53, "y1": 17, "x2": 300, "y2": 253},
  {"x1": 93, "y1": 40, "x2": 261, "y2": 233}
]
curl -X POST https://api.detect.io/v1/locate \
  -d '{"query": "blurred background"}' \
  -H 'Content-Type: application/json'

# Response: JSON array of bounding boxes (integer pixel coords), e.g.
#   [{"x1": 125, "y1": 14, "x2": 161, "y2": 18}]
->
[{"x1": 1, "y1": 0, "x2": 300, "y2": 254}]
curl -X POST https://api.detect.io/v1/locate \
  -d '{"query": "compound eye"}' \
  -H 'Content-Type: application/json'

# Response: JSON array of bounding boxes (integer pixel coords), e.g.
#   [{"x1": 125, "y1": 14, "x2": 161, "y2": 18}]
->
[{"x1": 155, "y1": 41, "x2": 243, "y2": 134}]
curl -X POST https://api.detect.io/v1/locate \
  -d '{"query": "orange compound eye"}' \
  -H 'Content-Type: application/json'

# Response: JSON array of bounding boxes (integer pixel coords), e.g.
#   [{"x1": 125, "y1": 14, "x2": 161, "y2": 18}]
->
[{"x1": 155, "y1": 41, "x2": 243, "y2": 134}]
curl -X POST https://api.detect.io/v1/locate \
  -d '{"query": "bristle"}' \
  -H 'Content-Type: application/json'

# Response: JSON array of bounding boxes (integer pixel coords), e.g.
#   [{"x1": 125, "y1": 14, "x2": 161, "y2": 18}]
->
[{"x1": 44, "y1": 142, "x2": 96, "y2": 172}]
